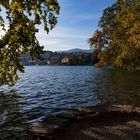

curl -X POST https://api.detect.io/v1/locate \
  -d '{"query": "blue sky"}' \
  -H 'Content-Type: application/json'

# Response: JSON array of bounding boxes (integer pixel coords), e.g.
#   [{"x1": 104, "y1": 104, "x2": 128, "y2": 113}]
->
[
  {"x1": 0, "y1": 0, "x2": 115, "y2": 51},
  {"x1": 37, "y1": 0, "x2": 115, "y2": 51}
]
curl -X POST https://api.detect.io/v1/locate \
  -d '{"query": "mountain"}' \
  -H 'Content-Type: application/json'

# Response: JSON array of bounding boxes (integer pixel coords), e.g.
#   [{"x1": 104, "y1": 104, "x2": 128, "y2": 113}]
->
[
  {"x1": 57, "y1": 48, "x2": 93, "y2": 53},
  {"x1": 20, "y1": 49, "x2": 94, "y2": 65}
]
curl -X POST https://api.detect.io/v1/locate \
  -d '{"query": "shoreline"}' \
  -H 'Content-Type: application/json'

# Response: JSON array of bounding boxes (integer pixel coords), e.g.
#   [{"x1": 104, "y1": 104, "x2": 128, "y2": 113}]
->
[{"x1": 30, "y1": 104, "x2": 140, "y2": 140}]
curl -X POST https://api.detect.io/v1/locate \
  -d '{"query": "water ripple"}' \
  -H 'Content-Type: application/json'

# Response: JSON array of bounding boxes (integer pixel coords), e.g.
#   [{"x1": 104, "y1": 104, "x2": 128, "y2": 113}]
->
[{"x1": 0, "y1": 66, "x2": 140, "y2": 138}]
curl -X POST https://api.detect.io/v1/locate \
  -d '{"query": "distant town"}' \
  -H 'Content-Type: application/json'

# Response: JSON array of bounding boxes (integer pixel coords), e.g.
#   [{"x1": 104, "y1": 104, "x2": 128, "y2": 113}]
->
[{"x1": 20, "y1": 48, "x2": 97, "y2": 66}]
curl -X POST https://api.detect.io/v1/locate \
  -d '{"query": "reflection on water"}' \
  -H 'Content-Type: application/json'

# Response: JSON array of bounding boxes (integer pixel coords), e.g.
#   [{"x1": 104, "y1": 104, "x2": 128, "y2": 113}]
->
[
  {"x1": 0, "y1": 66, "x2": 140, "y2": 139},
  {"x1": 94, "y1": 69, "x2": 140, "y2": 106},
  {"x1": 0, "y1": 91, "x2": 30, "y2": 139}
]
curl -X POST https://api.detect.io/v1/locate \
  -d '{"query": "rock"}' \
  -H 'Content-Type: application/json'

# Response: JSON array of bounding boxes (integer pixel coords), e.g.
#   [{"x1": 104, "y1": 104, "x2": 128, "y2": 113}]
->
[
  {"x1": 30, "y1": 116, "x2": 70, "y2": 139},
  {"x1": 79, "y1": 106, "x2": 102, "y2": 114},
  {"x1": 63, "y1": 109, "x2": 85, "y2": 116},
  {"x1": 43, "y1": 116, "x2": 69, "y2": 128},
  {"x1": 108, "y1": 105, "x2": 140, "y2": 113},
  {"x1": 30, "y1": 105, "x2": 140, "y2": 140},
  {"x1": 56, "y1": 109, "x2": 85, "y2": 119},
  {"x1": 30, "y1": 123, "x2": 48, "y2": 135}
]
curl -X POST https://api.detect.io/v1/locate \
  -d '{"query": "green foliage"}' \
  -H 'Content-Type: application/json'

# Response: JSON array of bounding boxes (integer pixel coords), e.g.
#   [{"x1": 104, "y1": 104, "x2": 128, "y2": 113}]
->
[
  {"x1": 0, "y1": 0, "x2": 60, "y2": 86},
  {"x1": 67, "y1": 54, "x2": 93, "y2": 65},
  {"x1": 89, "y1": 0, "x2": 140, "y2": 70}
]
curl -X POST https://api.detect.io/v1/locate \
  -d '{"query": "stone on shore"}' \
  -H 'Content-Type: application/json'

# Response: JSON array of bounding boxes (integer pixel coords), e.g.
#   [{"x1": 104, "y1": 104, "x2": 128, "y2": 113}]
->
[
  {"x1": 56, "y1": 109, "x2": 85, "y2": 119},
  {"x1": 29, "y1": 104, "x2": 140, "y2": 140}
]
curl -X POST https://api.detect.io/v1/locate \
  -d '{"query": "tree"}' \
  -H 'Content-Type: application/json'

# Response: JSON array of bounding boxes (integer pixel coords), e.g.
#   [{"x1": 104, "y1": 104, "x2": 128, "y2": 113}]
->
[
  {"x1": 111, "y1": 0, "x2": 140, "y2": 70},
  {"x1": 89, "y1": 0, "x2": 140, "y2": 70},
  {"x1": 0, "y1": 0, "x2": 60, "y2": 85}
]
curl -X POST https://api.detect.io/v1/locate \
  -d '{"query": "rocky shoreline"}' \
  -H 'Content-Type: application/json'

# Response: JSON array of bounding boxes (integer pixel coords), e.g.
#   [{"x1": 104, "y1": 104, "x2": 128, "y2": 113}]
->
[{"x1": 30, "y1": 105, "x2": 140, "y2": 140}]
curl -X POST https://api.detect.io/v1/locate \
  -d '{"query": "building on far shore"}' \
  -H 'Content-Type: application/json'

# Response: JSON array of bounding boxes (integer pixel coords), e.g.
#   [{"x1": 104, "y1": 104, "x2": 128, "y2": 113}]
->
[
  {"x1": 47, "y1": 61, "x2": 51, "y2": 65},
  {"x1": 61, "y1": 56, "x2": 69, "y2": 64}
]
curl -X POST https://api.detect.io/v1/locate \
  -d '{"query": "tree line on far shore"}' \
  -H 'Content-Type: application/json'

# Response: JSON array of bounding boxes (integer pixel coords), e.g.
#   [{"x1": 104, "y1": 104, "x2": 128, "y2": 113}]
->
[{"x1": 20, "y1": 51, "x2": 95, "y2": 66}]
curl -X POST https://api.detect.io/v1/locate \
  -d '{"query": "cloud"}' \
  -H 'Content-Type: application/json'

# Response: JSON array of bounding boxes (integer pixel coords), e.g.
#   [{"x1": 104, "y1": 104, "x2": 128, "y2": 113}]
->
[
  {"x1": 43, "y1": 38, "x2": 88, "y2": 51},
  {"x1": 0, "y1": 25, "x2": 90, "y2": 51},
  {"x1": 36, "y1": 26, "x2": 88, "y2": 40},
  {"x1": 36, "y1": 26, "x2": 91, "y2": 51},
  {"x1": 68, "y1": 14, "x2": 100, "y2": 24}
]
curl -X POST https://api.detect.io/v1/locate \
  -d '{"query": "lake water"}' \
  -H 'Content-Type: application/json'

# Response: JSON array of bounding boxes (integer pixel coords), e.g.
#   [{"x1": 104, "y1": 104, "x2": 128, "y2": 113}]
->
[{"x1": 0, "y1": 66, "x2": 140, "y2": 139}]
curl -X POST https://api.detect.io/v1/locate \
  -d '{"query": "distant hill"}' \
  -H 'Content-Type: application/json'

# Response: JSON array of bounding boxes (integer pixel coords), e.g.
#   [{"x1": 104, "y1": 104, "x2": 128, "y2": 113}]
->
[
  {"x1": 57, "y1": 48, "x2": 93, "y2": 53},
  {"x1": 20, "y1": 49, "x2": 94, "y2": 65}
]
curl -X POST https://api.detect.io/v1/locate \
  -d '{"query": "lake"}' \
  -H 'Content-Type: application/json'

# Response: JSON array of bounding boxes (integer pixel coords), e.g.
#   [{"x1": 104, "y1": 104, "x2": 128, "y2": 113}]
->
[{"x1": 0, "y1": 66, "x2": 140, "y2": 139}]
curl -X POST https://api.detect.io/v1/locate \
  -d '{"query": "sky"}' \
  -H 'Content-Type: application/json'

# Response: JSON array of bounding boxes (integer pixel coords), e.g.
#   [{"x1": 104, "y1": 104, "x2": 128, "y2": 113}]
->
[
  {"x1": 0, "y1": 0, "x2": 115, "y2": 51},
  {"x1": 37, "y1": 0, "x2": 115, "y2": 51}
]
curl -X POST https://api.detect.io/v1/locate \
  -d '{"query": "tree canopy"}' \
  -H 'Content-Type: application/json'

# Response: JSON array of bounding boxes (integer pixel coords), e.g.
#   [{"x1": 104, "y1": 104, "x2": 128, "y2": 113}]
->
[
  {"x1": 0, "y1": 0, "x2": 60, "y2": 85},
  {"x1": 89, "y1": 0, "x2": 140, "y2": 70}
]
